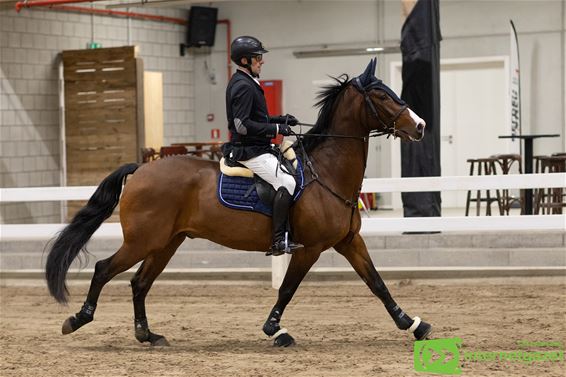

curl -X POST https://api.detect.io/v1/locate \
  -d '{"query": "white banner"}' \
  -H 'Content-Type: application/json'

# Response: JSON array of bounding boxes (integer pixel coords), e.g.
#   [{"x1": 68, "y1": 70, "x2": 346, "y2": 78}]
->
[{"x1": 510, "y1": 20, "x2": 521, "y2": 138}]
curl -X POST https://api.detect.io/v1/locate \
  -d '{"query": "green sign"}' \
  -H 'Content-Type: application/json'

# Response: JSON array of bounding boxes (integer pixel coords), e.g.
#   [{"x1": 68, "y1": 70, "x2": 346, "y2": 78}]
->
[
  {"x1": 414, "y1": 338, "x2": 462, "y2": 375},
  {"x1": 87, "y1": 42, "x2": 102, "y2": 49},
  {"x1": 414, "y1": 337, "x2": 564, "y2": 375}
]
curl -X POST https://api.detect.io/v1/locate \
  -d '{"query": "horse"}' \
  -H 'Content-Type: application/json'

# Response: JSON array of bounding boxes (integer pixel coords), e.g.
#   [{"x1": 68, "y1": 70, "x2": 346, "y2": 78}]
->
[{"x1": 45, "y1": 58, "x2": 431, "y2": 347}]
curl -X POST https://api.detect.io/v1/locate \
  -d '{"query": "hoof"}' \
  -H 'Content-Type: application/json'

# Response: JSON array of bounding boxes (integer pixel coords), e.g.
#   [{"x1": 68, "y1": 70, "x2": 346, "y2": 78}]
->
[
  {"x1": 62, "y1": 317, "x2": 75, "y2": 335},
  {"x1": 273, "y1": 333, "x2": 295, "y2": 347},
  {"x1": 149, "y1": 333, "x2": 170, "y2": 347},
  {"x1": 62, "y1": 315, "x2": 91, "y2": 335},
  {"x1": 413, "y1": 320, "x2": 433, "y2": 340}
]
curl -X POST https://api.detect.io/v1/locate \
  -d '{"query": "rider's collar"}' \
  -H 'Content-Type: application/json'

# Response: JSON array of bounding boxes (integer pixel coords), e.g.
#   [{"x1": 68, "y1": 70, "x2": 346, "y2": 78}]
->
[{"x1": 237, "y1": 67, "x2": 261, "y2": 86}]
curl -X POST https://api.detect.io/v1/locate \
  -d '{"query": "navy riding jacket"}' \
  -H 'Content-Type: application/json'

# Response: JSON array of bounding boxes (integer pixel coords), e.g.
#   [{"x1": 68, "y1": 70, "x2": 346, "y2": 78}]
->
[{"x1": 223, "y1": 69, "x2": 279, "y2": 161}]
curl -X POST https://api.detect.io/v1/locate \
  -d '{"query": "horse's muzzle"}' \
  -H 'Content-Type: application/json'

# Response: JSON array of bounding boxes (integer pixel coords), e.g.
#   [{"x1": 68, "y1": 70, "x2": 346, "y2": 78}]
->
[{"x1": 415, "y1": 122, "x2": 426, "y2": 141}]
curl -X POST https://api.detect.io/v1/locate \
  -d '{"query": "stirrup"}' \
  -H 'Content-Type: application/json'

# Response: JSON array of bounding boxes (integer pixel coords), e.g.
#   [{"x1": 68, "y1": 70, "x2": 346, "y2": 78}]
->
[{"x1": 265, "y1": 240, "x2": 303, "y2": 257}]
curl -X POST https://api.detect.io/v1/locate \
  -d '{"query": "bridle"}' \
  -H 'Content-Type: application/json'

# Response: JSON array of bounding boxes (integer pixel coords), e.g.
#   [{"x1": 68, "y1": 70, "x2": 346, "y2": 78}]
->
[
  {"x1": 291, "y1": 78, "x2": 414, "y2": 211},
  {"x1": 352, "y1": 77, "x2": 408, "y2": 138},
  {"x1": 285, "y1": 78, "x2": 418, "y2": 243},
  {"x1": 295, "y1": 78, "x2": 409, "y2": 140}
]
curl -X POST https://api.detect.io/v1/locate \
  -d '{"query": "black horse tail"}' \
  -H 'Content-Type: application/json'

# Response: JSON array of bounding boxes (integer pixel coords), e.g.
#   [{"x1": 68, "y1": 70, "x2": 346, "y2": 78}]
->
[{"x1": 45, "y1": 163, "x2": 139, "y2": 304}]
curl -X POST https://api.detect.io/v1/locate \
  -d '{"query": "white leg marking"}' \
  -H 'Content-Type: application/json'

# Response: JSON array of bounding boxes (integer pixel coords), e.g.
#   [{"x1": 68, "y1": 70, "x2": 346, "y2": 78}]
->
[
  {"x1": 273, "y1": 328, "x2": 288, "y2": 338},
  {"x1": 408, "y1": 316, "x2": 421, "y2": 333}
]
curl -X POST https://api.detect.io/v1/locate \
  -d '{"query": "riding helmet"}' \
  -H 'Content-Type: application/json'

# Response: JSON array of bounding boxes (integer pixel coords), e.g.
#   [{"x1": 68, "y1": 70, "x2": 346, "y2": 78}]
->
[{"x1": 230, "y1": 36, "x2": 269, "y2": 65}]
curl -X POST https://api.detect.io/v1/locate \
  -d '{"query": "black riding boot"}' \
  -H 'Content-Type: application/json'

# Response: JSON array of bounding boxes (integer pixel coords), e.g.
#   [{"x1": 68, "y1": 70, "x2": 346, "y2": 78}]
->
[{"x1": 268, "y1": 187, "x2": 304, "y2": 256}]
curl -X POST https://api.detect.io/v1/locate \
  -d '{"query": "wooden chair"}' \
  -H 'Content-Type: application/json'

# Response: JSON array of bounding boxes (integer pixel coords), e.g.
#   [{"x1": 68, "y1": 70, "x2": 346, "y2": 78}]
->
[
  {"x1": 208, "y1": 144, "x2": 223, "y2": 161},
  {"x1": 535, "y1": 155, "x2": 566, "y2": 214},
  {"x1": 491, "y1": 154, "x2": 523, "y2": 215},
  {"x1": 141, "y1": 147, "x2": 158, "y2": 163},
  {"x1": 465, "y1": 157, "x2": 503, "y2": 216}
]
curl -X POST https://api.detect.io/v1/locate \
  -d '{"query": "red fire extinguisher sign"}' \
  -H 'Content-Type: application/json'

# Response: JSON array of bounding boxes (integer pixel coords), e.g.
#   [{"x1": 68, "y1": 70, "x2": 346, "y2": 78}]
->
[{"x1": 211, "y1": 128, "x2": 221, "y2": 139}]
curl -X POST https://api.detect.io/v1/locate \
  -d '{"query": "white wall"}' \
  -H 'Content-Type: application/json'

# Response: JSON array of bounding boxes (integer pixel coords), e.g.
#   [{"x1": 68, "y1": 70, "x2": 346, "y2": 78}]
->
[
  {"x1": 193, "y1": 0, "x2": 565, "y2": 208},
  {"x1": 193, "y1": 1, "x2": 389, "y2": 179},
  {"x1": 1, "y1": 0, "x2": 564, "y2": 222}
]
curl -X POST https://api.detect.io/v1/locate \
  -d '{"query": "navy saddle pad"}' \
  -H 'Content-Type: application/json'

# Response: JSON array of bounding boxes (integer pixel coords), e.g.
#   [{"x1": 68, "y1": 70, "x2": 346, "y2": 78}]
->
[{"x1": 217, "y1": 159, "x2": 305, "y2": 216}]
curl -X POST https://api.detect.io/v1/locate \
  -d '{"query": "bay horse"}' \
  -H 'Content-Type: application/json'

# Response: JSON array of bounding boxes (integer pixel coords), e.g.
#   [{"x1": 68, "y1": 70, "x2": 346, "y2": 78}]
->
[{"x1": 46, "y1": 59, "x2": 432, "y2": 347}]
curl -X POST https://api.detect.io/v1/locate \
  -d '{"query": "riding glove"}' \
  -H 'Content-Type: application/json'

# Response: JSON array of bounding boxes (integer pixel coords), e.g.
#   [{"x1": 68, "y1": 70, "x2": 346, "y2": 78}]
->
[
  {"x1": 271, "y1": 114, "x2": 299, "y2": 126},
  {"x1": 278, "y1": 124, "x2": 292, "y2": 136}
]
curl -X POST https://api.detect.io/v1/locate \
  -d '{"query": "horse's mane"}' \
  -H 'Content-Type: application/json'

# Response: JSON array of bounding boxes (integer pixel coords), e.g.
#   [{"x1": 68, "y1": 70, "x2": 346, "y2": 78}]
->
[{"x1": 301, "y1": 74, "x2": 350, "y2": 153}]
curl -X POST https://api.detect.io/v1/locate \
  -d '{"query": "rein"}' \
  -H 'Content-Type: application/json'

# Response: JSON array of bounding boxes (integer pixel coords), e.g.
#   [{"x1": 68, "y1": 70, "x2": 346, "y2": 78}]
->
[
  {"x1": 292, "y1": 130, "x2": 365, "y2": 242},
  {"x1": 292, "y1": 79, "x2": 406, "y2": 208},
  {"x1": 292, "y1": 132, "x2": 362, "y2": 209}
]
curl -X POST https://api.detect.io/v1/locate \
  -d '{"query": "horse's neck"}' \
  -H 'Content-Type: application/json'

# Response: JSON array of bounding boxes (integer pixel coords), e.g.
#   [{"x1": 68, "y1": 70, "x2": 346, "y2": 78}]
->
[{"x1": 310, "y1": 91, "x2": 368, "y2": 199}]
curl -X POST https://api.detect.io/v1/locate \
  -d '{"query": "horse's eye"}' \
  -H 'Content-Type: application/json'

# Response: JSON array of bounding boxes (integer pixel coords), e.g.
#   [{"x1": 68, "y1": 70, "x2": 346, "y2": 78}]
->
[{"x1": 379, "y1": 94, "x2": 388, "y2": 101}]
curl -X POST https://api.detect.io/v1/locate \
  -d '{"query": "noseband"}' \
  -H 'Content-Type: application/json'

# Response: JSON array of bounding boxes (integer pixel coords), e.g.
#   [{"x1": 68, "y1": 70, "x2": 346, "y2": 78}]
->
[{"x1": 352, "y1": 78, "x2": 408, "y2": 137}]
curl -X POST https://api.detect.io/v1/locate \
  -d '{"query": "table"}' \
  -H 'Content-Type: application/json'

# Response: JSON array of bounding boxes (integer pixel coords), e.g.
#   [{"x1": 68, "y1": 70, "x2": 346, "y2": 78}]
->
[
  {"x1": 498, "y1": 134, "x2": 560, "y2": 214},
  {"x1": 171, "y1": 142, "x2": 224, "y2": 160}
]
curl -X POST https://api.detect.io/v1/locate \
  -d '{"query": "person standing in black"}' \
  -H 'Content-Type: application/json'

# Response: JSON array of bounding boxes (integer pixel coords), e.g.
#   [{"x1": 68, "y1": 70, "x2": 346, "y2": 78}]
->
[{"x1": 223, "y1": 36, "x2": 303, "y2": 256}]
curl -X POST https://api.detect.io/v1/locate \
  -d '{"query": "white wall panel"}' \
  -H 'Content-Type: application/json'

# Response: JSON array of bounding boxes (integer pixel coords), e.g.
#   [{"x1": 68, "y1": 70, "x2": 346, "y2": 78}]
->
[{"x1": 193, "y1": 0, "x2": 564, "y2": 200}]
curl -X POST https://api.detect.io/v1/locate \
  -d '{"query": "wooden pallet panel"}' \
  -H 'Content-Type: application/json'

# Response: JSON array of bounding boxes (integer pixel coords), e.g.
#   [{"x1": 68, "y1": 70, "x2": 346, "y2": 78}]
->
[
  {"x1": 62, "y1": 46, "x2": 137, "y2": 64},
  {"x1": 65, "y1": 88, "x2": 136, "y2": 107},
  {"x1": 63, "y1": 64, "x2": 137, "y2": 83},
  {"x1": 64, "y1": 80, "x2": 136, "y2": 93},
  {"x1": 62, "y1": 46, "x2": 143, "y2": 220}
]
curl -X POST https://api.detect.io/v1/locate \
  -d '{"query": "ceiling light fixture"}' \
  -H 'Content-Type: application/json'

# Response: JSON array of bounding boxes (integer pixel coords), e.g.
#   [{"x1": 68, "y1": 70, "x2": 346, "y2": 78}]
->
[{"x1": 293, "y1": 45, "x2": 400, "y2": 58}]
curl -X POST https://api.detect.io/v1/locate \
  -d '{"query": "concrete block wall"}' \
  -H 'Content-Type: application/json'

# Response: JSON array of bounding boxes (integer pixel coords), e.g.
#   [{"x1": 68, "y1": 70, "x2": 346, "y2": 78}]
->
[{"x1": 0, "y1": 6, "x2": 194, "y2": 223}]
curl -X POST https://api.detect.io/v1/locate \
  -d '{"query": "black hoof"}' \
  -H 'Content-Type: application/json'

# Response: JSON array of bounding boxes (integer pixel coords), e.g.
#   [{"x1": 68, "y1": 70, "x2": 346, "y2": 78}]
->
[
  {"x1": 149, "y1": 334, "x2": 170, "y2": 347},
  {"x1": 61, "y1": 314, "x2": 92, "y2": 335},
  {"x1": 136, "y1": 328, "x2": 170, "y2": 346},
  {"x1": 413, "y1": 320, "x2": 433, "y2": 340},
  {"x1": 274, "y1": 333, "x2": 295, "y2": 347}
]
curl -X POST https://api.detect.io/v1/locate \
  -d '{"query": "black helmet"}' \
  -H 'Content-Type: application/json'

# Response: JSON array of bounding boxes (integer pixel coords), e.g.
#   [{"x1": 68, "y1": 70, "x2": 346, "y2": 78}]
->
[{"x1": 230, "y1": 36, "x2": 268, "y2": 66}]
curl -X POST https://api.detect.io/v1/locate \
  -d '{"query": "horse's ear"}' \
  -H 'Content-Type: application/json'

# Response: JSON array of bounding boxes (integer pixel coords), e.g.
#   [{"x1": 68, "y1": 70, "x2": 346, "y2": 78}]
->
[
  {"x1": 359, "y1": 59, "x2": 376, "y2": 85},
  {"x1": 372, "y1": 57, "x2": 378, "y2": 77}
]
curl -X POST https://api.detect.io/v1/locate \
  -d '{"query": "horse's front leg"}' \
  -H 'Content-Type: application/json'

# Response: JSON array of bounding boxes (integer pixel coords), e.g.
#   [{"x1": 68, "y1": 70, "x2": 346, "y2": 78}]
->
[
  {"x1": 263, "y1": 247, "x2": 321, "y2": 347},
  {"x1": 334, "y1": 233, "x2": 432, "y2": 340}
]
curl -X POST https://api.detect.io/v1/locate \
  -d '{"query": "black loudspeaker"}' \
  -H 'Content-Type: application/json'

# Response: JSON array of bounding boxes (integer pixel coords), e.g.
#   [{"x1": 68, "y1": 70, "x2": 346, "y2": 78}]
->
[{"x1": 187, "y1": 6, "x2": 218, "y2": 47}]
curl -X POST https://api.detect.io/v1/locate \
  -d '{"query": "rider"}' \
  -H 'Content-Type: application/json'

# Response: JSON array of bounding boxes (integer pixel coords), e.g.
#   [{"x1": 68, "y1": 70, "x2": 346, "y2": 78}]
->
[{"x1": 223, "y1": 35, "x2": 304, "y2": 256}]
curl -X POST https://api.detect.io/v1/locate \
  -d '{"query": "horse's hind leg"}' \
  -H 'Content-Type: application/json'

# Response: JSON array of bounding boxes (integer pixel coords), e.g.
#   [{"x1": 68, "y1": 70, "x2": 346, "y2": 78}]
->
[
  {"x1": 334, "y1": 233, "x2": 432, "y2": 340},
  {"x1": 263, "y1": 247, "x2": 321, "y2": 347},
  {"x1": 61, "y1": 242, "x2": 148, "y2": 335},
  {"x1": 131, "y1": 234, "x2": 185, "y2": 346}
]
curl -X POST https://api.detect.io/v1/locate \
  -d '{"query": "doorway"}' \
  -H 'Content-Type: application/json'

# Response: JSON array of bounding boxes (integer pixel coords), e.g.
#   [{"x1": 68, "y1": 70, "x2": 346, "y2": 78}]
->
[{"x1": 389, "y1": 56, "x2": 514, "y2": 209}]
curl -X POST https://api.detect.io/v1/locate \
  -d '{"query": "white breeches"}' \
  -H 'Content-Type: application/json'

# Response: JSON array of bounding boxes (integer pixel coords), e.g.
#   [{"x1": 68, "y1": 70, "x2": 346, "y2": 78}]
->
[{"x1": 240, "y1": 153, "x2": 296, "y2": 194}]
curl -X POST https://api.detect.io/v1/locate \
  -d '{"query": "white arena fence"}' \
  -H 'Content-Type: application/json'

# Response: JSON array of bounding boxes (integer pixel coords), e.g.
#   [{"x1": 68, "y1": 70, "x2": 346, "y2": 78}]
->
[
  {"x1": 2, "y1": 173, "x2": 565, "y2": 288},
  {"x1": 1, "y1": 173, "x2": 565, "y2": 240}
]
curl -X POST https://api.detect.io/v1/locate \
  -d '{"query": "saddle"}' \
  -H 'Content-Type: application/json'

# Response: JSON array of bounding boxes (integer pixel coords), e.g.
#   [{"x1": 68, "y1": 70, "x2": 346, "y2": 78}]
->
[{"x1": 217, "y1": 141, "x2": 304, "y2": 216}]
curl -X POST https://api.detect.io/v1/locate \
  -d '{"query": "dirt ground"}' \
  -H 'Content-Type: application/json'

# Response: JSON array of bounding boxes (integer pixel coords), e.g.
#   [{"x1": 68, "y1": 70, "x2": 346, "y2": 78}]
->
[{"x1": 1, "y1": 277, "x2": 565, "y2": 377}]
